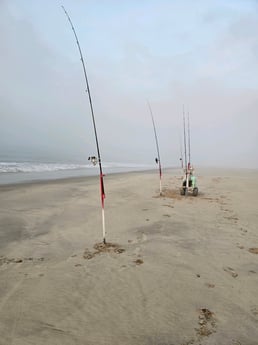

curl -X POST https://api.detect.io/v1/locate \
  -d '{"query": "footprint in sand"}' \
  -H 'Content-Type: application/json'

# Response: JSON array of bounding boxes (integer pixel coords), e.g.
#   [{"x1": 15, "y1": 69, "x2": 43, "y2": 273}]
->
[
  {"x1": 162, "y1": 204, "x2": 174, "y2": 208},
  {"x1": 224, "y1": 215, "x2": 239, "y2": 223},
  {"x1": 236, "y1": 244, "x2": 244, "y2": 249},
  {"x1": 223, "y1": 266, "x2": 238, "y2": 278},
  {"x1": 0, "y1": 256, "x2": 44, "y2": 266},
  {"x1": 232, "y1": 340, "x2": 242, "y2": 345},
  {"x1": 251, "y1": 306, "x2": 258, "y2": 317},
  {"x1": 133, "y1": 258, "x2": 144, "y2": 265},
  {"x1": 0, "y1": 257, "x2": 23, "y2": 265},
  {"x1": 136, "y1": 233, "x2": 147, "y2": 243},
  {"x1": 205, "y1": 283, "x2": 215, "y2": 288},
  {"x1": 196, "y1": 308, "x2": 217, "y2": 338}
]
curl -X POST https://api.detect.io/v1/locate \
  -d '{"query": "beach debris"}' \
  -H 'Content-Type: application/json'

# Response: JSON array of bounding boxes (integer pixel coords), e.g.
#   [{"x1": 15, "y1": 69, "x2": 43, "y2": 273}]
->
[
  {"x1": 62, "y1": 6, "x2": 107, "y2": 245},
  {"x1": 196, "y1": 308, "x2": 216, "y2": 337},
  {"x1": 248, "y1": 248, "x2": 258, "y2": 254},
  {"x1": 196, "y1": 274, "x2": 201, "y2": 278},
  {"x1": 83, "y1": 242, "x2": 125, "y2": 260},
  {"x1": 147, "y1": 101, "x2": 163, "y2": 196},
  {"x1": 223, "y1": 266, "x2": 238, "y2": 278}
]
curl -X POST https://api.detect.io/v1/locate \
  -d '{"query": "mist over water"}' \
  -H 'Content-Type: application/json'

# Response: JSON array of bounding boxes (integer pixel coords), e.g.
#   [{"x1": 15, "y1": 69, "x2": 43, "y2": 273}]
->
[{"x1": 1, "y1": 1, "x2": 258, "y2": 170}]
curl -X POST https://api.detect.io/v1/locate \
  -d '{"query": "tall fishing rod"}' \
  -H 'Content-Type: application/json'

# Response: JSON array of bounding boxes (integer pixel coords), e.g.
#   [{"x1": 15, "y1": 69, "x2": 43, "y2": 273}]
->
[
  {"x1": 183, "y1": 109, "x2": 187, "y2": 173},
  {"x1": 183, "y1": 109, "x2": 188, "y2": 194},
  {"x1": 147, "y1": 101, "x2": 162, "y2": 196},
  {"x1": 187, "y1": 112, "x2": 191, "y2": 169},
  {"x1": 62, "y1": 6, "x2": 106, "y2": 244}
]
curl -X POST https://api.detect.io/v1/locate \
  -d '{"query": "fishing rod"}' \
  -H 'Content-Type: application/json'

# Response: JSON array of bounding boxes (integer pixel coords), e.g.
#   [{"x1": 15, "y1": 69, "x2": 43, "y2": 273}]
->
[
  {"x1": 187, "y1": 112, "x2": 191, "y2": 170},
  {"x1": 179, "y1": 134, "x2": 184, "y2": 169},
  {"x1": 183, "y1": 110, "x2": 187, "y2": 174},
  {"x1": 183, "y1": 109, "x2": 188, "y2": 194},
  {"x1": 62, "y1": 6, "x2": 106, "y2": 244},
  {"x1": 147, "y1": 101, "x2": 162, "y2": 196}
]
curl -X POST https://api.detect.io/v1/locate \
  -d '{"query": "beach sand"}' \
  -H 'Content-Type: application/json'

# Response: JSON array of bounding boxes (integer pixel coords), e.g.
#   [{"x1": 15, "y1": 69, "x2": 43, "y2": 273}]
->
[{"x1": 0, "y1": 168, "x2": 258, "y2": 345}]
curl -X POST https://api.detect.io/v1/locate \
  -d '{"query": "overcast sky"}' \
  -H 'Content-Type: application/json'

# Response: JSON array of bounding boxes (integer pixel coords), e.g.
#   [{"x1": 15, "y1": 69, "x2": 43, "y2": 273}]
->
[{"x1": 0, "y1": 0, "x2": 257, "y2": 168}]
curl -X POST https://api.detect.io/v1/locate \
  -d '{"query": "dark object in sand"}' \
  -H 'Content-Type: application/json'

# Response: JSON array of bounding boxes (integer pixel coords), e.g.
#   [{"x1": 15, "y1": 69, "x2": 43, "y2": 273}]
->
[
  {"x1": 0, "y1": 257, "x2": 23, "y2": 265},
  {"x1": 249, "y1": 248, "x2": 258, "y2": 254},
  {"x1": 223, "y1": 266, "x2": 238, "y2": 278},
  {"x1": 134, "y1": 259, "x2": 144, "y2": 265}
]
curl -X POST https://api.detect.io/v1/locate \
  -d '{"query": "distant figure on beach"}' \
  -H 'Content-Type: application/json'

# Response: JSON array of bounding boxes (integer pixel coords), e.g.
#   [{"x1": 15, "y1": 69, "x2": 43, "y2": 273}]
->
[{"x1": 88, "y1": 156, "x2": 98, "y2": 166}]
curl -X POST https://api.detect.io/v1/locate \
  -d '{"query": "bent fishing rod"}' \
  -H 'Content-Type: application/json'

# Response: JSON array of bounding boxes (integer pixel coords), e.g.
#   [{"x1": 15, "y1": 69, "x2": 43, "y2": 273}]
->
[
  {"x1": 147, "y1": 101, "x2": 162, "y2": 196},
  {"x1": 62, "y1": 6, "x2": 106, "y2": 244}
]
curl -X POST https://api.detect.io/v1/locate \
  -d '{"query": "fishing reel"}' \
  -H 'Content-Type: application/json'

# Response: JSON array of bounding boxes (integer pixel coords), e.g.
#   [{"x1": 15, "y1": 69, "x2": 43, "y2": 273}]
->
[{"x1": 88, "y1": 156, "x2": 99, "y2": 166}]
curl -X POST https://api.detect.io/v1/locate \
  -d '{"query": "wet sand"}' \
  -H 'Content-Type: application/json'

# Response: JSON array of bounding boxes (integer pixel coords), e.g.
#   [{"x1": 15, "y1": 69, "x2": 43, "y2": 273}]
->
[{"x1": 0, "y1": 168, "x2": 258, "y2": 345}]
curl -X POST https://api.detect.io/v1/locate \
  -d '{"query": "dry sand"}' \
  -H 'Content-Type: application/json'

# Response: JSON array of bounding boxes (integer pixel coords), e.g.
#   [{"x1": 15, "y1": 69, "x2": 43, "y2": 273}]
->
[{"x1": 0, "y1": 168, "x2": 258, "y2": 345}]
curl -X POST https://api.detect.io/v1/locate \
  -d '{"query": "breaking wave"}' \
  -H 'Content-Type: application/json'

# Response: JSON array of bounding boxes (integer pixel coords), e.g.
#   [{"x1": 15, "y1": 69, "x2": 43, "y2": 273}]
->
[{"x1": 0, "y1": 161, "x2": 154, "y2": 174}]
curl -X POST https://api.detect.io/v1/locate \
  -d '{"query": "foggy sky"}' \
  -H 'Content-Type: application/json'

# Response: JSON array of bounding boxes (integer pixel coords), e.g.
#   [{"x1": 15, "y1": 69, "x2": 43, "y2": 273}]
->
[{"x1": 0, "y1": 0, "x2": 258, "y2": 168}]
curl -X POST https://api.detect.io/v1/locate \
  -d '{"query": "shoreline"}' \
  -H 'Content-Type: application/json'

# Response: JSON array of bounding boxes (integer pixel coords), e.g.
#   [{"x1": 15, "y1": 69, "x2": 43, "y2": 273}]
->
[
  {"x1": 0, "y1": 165, "x2": 167, "y2": 187},
  {"x1": 0, "y1": 165, "x2": 257, "y2": 189},
  {"x1": 0, "y1": 166, "x2": 182, "y2": 189}
]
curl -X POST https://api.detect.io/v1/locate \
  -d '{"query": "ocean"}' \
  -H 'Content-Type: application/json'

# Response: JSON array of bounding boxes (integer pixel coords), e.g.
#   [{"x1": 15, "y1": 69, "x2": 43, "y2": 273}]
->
[{"x1": 0, "y1": 160, "x2": 156, "y2": 185}]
